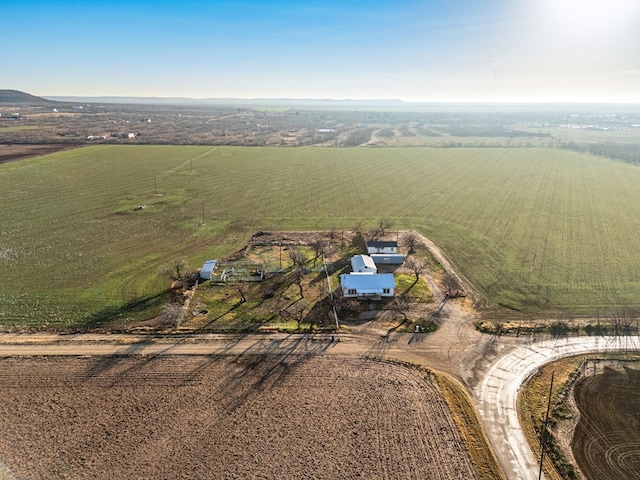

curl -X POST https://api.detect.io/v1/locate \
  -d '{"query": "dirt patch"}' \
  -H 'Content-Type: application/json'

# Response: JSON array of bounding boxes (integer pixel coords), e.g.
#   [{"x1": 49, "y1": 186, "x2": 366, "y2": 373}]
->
[
  {"x1": 0, "y1": 355, "x2": 479, "y2": 480},
  {"x1": 572, "y1": 365, "x2": 640, "y2": 480},
  {"x1": 0, "y1": 144, "x2": 79, "y2": 164}
]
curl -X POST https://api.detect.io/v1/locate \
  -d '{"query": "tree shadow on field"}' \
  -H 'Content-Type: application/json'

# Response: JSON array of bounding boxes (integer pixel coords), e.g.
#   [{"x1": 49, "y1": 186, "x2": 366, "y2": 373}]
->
[
  {"x1": 81, "y1": 342, "x2": 159, "y2": 382},
  {"x1": 215, "y1": 335, "x2": 333, "y2": 413},
  {"x1": 80, "y1": 290, "x2": 171, "y2": 330}
]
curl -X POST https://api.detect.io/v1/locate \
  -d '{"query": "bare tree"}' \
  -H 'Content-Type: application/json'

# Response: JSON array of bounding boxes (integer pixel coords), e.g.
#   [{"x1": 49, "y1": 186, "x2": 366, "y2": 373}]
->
[
  {"x1": 159, "y1": 259, "x2": 190, "y2": 289},
  {"x1": 292, "y1": 268, "x2": 305, "y2": 299},
  {"x1": 393, "y1": 294, "x2": 411, "y2": 321},
  {"x1": 234, "y1": 282, "x2": 249, "y2": 303},
  {"x1": 353, "y1": 222, "x2": 364, "y2": 235},
  {"x1": 441, "y1": 273, "x2": 461, "y2": 296},
  {"x1": 405, "y1": 256, "x2": 427, "y2": 288},
  {"x1": 378, "y1": 218, "x2": 394, "y2": 236},
  {"x1": 310, "y1": 237, "x2": 324, "y2": 267},
  {"x1": 402, "y1": 232, "x2": 422, "y2": 254},
  {"x1": 610, "y1": 308, "x2": 637, "y2": 335},
  {"x1": 288, "y1": 248, "x2": 307, "y2": 268},
  {"x1": 280, "y1": 301, "x2": 309, "y2": 329}
]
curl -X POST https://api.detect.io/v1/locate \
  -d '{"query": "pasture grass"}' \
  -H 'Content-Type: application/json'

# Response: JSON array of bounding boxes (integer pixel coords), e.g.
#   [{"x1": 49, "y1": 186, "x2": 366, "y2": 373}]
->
[
  {"x1": 3, "y1": 145, "x2": 640, "y2": 326},
  {"x1": 0, "y1": 125, "x2": 40, "y2": 132}
]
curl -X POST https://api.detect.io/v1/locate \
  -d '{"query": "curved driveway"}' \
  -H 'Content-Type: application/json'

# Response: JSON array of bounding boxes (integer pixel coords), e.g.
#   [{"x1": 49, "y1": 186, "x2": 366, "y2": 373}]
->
[{"x1": 474, "y1": 335, "x2": 640, "y2": 480}]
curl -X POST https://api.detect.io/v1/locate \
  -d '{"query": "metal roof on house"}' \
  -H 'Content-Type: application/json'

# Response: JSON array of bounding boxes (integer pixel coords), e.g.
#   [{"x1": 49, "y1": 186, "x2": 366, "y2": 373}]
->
[{"x1": 340, "y1": 273, "x2": 396, "y2": 291}]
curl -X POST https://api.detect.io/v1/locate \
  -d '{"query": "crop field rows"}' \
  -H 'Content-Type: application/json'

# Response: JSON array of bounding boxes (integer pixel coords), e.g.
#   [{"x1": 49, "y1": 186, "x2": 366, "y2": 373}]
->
[
  {"x1": 0, "y1": 355, "x2": 479, "y2": 480},
  {"x1": 3, "y1": 145, "x2": 640, "y2": 325}
]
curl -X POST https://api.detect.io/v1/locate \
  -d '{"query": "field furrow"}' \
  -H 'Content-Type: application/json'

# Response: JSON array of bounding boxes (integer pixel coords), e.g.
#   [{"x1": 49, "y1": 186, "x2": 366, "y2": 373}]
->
[{"x1": 0, "y1": 356, "x2": 479, "y2": 480}]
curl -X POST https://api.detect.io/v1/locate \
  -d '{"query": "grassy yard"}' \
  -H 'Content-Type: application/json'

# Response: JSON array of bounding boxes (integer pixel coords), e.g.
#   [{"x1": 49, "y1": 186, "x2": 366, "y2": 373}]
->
[{"x1": 2, "y1": 145, "x2": 640, "y2": 326}]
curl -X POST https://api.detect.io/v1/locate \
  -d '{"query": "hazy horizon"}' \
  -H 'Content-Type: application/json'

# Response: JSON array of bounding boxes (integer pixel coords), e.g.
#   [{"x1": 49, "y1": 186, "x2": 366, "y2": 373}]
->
[{"x1": 3, "y1": 0, "x2": 640, "y2": 103}]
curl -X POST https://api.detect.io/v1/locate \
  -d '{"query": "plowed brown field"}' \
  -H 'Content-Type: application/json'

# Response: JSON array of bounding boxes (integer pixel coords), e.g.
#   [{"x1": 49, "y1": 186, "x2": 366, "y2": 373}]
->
[
  {"x1": 572, "y1": 366, "x2": 640, "y2": 480},
  {"x1": 0, "y1": 355, "x2": 478, "y2": 480}
]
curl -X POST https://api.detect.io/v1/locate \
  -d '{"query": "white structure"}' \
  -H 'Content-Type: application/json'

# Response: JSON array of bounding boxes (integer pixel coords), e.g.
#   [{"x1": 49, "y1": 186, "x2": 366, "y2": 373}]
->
[
  {"x1": 351, "y1": 254, "x2": 377, "y2": 274},
  {"x1": 366, "y1": 241, "x2": 398, "y2": 254},
  {"x1": 199, "y1": 260, "x2": 217, "y2": 280},
  {"x1": 340, "y1": 273, "x2": 395, "y2": 298}
]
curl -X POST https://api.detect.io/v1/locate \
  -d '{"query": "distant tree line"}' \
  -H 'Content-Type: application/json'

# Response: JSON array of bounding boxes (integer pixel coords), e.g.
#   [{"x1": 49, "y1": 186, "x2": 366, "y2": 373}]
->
[
  {"x1": 444, "y1": 126, "x2": 548, "y2": 138},
  {"x1": 560, "y1": 141, "x2": 640, "y2": 165}
]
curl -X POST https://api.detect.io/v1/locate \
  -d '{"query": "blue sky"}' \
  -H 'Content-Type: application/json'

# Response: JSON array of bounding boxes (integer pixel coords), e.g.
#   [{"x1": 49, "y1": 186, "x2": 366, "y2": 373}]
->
[{"x1": 2, "y1": 0, "x2": 639, "y2": 102}]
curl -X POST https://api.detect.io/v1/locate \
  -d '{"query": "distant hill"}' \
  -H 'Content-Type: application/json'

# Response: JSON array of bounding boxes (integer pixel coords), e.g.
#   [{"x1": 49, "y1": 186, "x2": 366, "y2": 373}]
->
[
  {"x1": 41, "y1": 95, "x2": 640, "y2": 113},
  {"x1": 0, "y1": 89, "x2": 53, "y2": 104},
  {"x1": 44, "y1": 95, "x2": 410, "y2": 108}
]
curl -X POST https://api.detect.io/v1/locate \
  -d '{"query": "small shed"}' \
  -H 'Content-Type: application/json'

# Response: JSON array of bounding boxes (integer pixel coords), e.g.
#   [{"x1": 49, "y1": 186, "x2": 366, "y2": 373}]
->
[
  {"x1": 367, "y1": 241, "x2": 398, "y2": 254},
  {"x1": 340, "y1": 273, "x2": 396, "y2": 299},
  {"x1": 351, "y1": 254, "x2": 377, "y2": 274},
  {"x1": 199, "y1": 260, "x2": 217, "y2": 280},
  {"x1": 370, "y1": 253, "x2": 404, "y2": 265}
]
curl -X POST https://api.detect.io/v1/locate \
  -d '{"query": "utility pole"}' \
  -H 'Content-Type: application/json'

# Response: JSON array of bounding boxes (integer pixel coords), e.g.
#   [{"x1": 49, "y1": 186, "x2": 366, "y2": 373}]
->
[
  {"x1": 538, "y1": 371, "x2": 555, "y2": 480},
  {"x1": 202, "y1": 203, "x2": 205, "y2": 225},
  {"x1": 323, "y1": 252, "x2": 339, "y2": 329},
  {"x1": 154, "y1": 176, "x2": 157, "y2": 196}
]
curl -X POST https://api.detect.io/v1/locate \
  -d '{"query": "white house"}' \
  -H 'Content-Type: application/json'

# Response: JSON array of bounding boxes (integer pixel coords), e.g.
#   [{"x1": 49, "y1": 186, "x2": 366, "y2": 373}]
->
[
  {"x1": 366, "y1": 241, "x2": 398, "y2": 254},
  {"x1": 351, "y1": 254, "x2": 377, "y2": 274},
  {"x1": 340, "y1": 273, "x2": 396, "y2": 298}
]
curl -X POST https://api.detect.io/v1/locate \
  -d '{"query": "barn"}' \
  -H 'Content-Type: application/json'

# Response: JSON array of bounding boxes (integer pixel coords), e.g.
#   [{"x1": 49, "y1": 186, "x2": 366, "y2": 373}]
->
[
  {"x1": 340, "y1": 273, "x2": 396, "y2": 299},
  {"x1": 351, "y1": 254, "x2": 377, "y2": 273}
]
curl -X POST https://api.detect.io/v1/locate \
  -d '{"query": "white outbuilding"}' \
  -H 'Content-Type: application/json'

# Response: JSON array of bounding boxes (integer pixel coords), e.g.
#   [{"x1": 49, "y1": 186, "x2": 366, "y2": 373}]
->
[
  {"x1": 351, "y1": 254, "x2": 377, "y2": 274},
  {"x1": 366, "y1": 240, "x2": 398, "y2": 254},
  {"x1": 199, "y1": 260, "x2": 217, "y2": 280}
]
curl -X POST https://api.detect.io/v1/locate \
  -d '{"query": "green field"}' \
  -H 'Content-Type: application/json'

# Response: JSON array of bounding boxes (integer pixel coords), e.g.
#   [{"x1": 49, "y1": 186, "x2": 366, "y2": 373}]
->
[{"x1": 2, "y1": 144, "x2": 640, "y2": 326}]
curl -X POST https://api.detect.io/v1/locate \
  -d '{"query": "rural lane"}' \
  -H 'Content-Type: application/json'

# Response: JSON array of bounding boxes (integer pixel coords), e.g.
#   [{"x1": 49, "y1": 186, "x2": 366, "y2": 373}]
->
[{"x1": 474, "y1": 335, "x2": 640, "y2": 480}]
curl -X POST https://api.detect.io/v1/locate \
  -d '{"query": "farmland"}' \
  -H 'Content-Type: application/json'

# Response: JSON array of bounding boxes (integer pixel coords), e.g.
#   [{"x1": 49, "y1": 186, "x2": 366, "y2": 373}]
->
[
  {"x1": 3, "y1": 145, "x2": 640, "y2": 326},
  {"x1": 0, "y1": 355, "x2": 481, "y2": 480},
  {"x1": 518, "y1": 355, "x2": 640, "y2": 480},
  {"x1": 572, "y1": 363, "x2": 640, "y2": 480}
]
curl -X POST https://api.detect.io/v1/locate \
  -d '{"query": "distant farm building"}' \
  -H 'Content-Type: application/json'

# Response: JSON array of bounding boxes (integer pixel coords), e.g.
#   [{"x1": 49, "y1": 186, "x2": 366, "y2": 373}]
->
[
  {"x1": 367, "y1": 240, "x2": 398, "y2": 254},
  {"x1": 199, "y1": 260, "x2": 217, "y2": 280},
  {"x1": 339, "y1": 273, "x2": 396, "y2": 299},
  {"x1": 351, "y1": 254, "x2": 377, "y2": 274}
]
